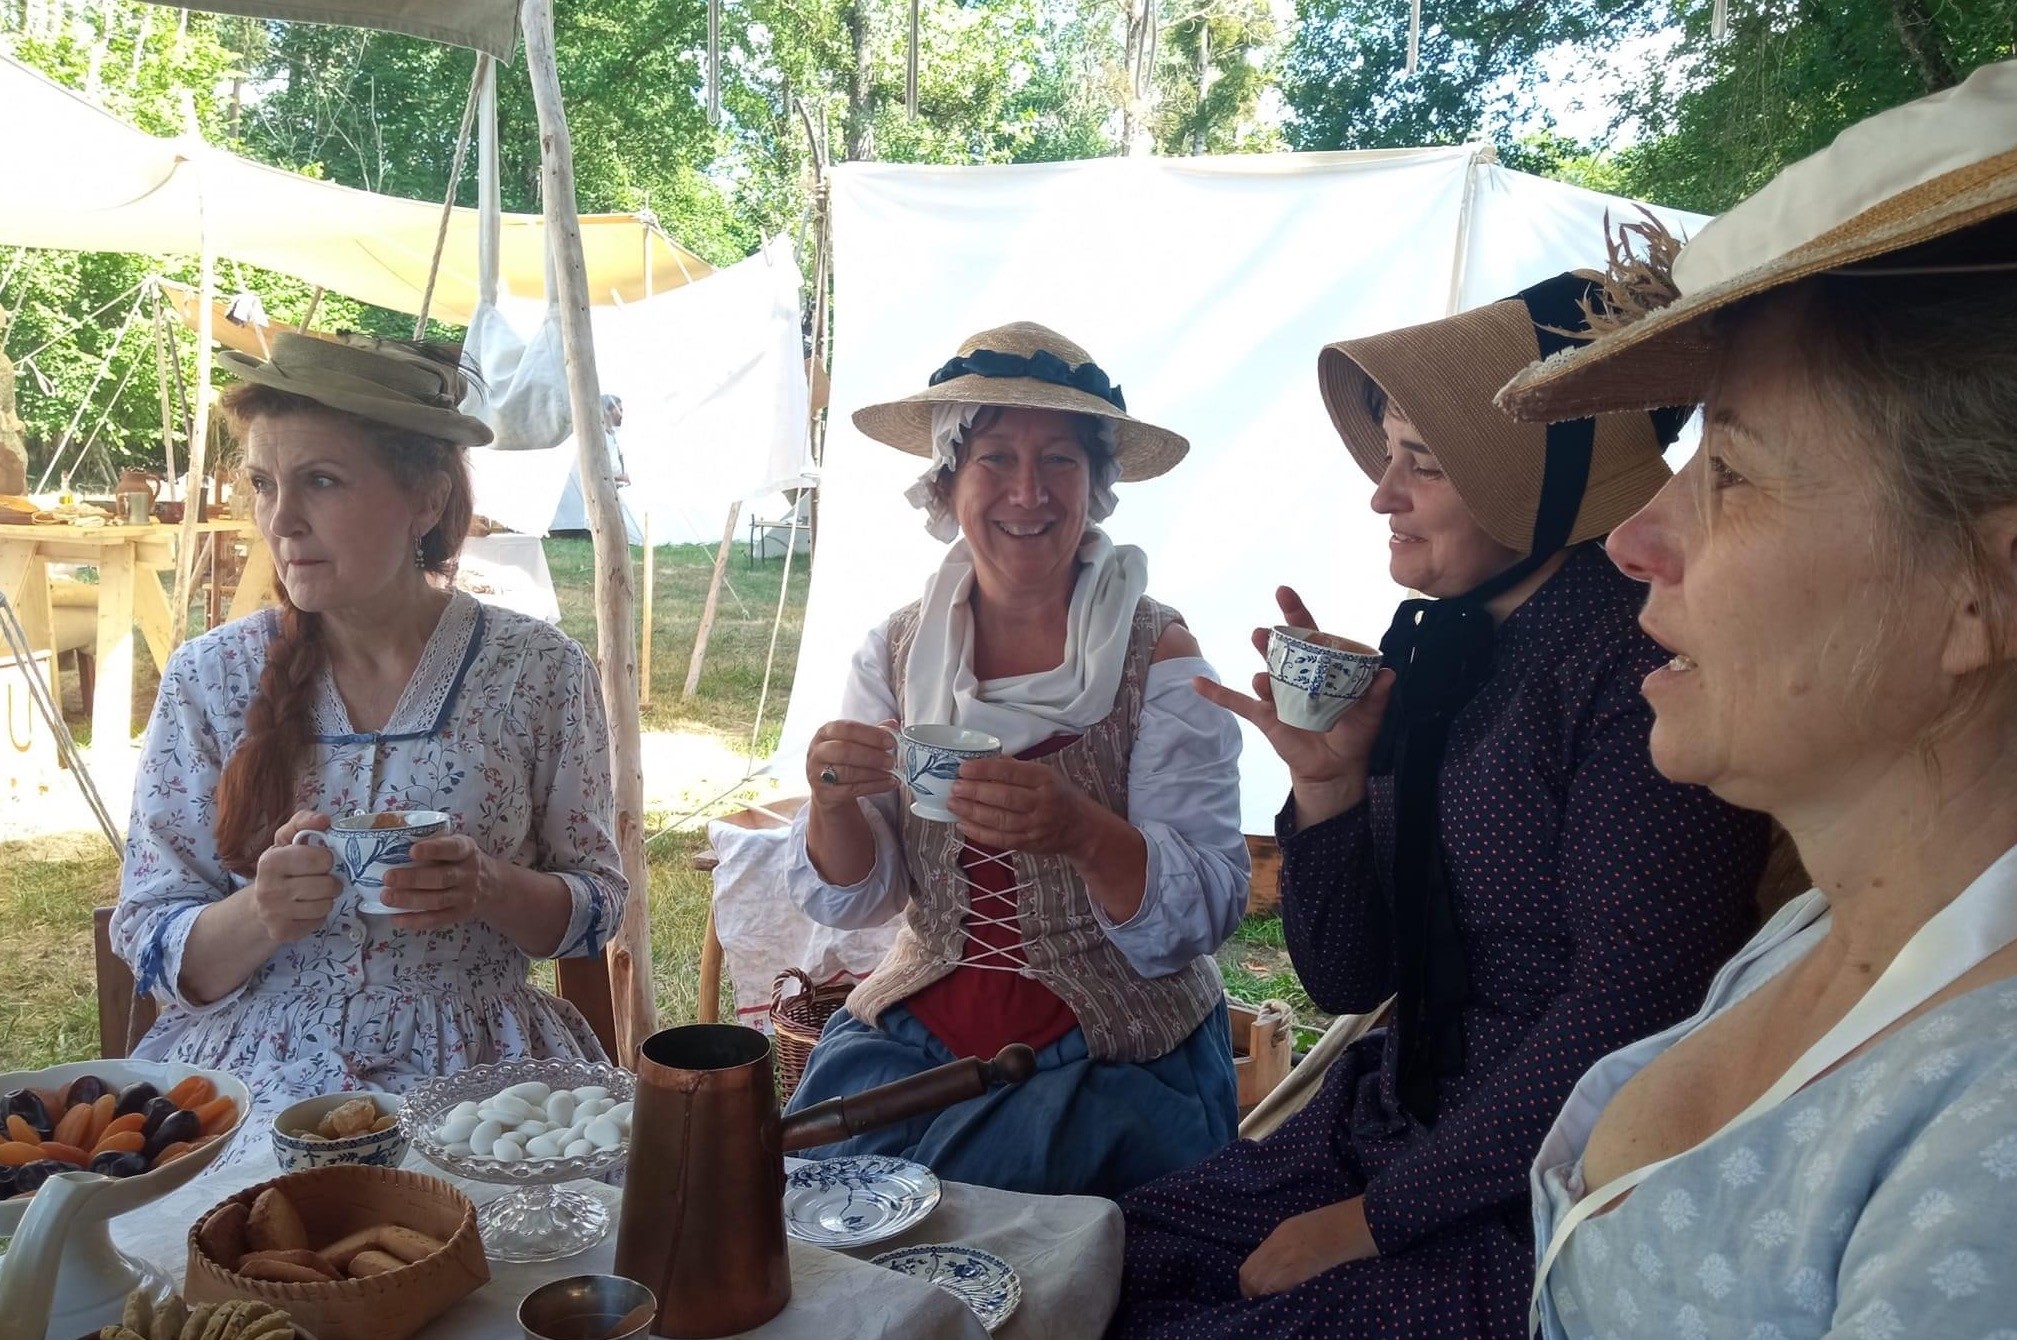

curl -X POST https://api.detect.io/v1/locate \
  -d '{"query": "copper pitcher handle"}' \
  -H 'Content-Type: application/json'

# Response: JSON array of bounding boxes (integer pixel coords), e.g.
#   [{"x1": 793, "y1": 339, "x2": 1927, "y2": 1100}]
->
[{"x1": 779, "y1": 1044, "x2": 1037, "y2": 1154}]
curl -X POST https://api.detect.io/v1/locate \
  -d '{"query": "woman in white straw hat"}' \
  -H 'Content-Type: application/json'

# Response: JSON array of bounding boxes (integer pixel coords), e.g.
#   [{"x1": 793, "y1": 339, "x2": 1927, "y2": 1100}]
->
[
  {"x1": 784, "y1": 321, "x2": 1249, "y2": 1197},
  {"x1": 1506, "y1": 59, "x2": 2017, "y2": 1337},
  {"x1": 112, "y1": 333, "x2": 626, "y2": 1159},
  {"x1": 1114, "y1": 269, "x2": 1775, "y2": 1338}
]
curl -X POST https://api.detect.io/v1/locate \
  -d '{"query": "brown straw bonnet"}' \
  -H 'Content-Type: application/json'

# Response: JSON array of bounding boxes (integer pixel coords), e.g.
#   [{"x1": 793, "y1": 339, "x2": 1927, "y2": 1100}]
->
[
  {"x1": 1496, "y1": 58, "x2": 2017, "y2": 424},
  {"x1": 851, "y1": 321, "x2": 1189, "y2": 481},
  {"x1": 219, "y1": 331, "x2": 495, "y2": 447},
  {"x1": 1319, "y1": 272, "x2": 1686, "y2": 555}
]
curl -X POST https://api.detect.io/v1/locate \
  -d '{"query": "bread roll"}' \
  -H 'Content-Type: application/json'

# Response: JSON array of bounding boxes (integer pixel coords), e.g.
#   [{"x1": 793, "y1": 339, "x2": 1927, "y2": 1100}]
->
[{"x1": 245, "y1": 1189, "x2": 309, "y2": 1253}]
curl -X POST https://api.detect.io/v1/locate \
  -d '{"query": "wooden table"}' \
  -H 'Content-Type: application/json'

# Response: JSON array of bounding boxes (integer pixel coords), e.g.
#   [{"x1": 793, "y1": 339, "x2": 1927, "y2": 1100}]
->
[{"x1": 0, "y1": 519, "x2": 275, "y2": 757}]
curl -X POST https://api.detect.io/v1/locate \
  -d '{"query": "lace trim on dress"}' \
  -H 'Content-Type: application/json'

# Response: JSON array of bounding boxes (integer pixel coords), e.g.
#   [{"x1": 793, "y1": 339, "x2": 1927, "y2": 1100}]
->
[{"x1": 310, "y1": 595, "x2": 487, "y2": 745}]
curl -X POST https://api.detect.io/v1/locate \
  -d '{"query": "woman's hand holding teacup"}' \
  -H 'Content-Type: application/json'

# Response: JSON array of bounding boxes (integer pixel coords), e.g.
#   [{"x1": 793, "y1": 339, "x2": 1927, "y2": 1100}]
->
[
  {"x1": 1192, "y1": 586, "x2": 1396, "y2": 831},
  {"x1": 806, "y1": 719, "x2": 901, "y2": 808},
  {"x1": 249, "y1": 810, "x2": 342, "y2": 944},
  {"x1": 948, "y1": 759, "x2": 1096, "y2": 858},
  {"x1": 377, "y1": 835, "x2": 487, "y2": 930}
]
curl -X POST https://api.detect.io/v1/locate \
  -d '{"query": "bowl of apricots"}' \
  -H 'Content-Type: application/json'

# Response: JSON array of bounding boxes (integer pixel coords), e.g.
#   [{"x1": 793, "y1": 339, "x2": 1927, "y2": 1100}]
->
[{"x1": 0, "y1": 1060, "x2": 249, "y2": 1232}]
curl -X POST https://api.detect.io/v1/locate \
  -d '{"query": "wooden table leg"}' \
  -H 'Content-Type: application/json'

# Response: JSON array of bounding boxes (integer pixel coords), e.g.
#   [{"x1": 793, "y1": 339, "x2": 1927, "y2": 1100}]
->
[
  {"x1": 0, "y1": 548, "x2": 58, "y2": 699},
  {"x1": 228, "y1": 534, "x2": 278, "y2": 623},
  {"x1": 132, "y1": 564, "x2": 176, "y2": 674},
  {"x1": 93, "y1": 544, "x2": 137, "y2": 756}
]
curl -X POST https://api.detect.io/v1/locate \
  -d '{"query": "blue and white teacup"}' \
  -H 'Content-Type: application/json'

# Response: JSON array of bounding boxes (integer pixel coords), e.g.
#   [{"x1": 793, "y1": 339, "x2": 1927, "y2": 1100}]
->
[
  {"x1": 889, "y1": 725, "x2": 1002, "y2": 823},
  {"x1": 294, "y1": 810, "x2": 451, "y2": 914},
  {"x1": 1266, "y1": 626, "x2": 1383, "y2": 732}
]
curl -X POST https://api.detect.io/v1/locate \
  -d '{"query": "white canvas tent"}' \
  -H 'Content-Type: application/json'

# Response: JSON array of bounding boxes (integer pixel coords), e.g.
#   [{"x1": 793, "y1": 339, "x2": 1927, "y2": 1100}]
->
[
  {"x1": 779, "y1": 147, "x2": 1711, "y2": 832},
  {"x1": 0, "y1": 53, "x2": 710, "y2": 322},
  {"x1": 466, "y1": 237, "x2": 814, "y2": 546}
]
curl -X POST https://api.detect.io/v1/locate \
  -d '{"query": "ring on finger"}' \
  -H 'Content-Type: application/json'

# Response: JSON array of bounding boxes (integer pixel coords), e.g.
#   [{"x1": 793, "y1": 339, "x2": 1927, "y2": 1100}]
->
[{"x1": 820, "y1": 767, "x2": 840, "y2": 785}]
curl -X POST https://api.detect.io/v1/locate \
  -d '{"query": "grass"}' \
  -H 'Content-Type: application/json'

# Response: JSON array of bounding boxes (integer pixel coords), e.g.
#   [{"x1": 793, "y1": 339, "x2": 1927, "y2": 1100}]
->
[{"x1": 0, "y1": 834, "x2": 123, "y2": 1071}]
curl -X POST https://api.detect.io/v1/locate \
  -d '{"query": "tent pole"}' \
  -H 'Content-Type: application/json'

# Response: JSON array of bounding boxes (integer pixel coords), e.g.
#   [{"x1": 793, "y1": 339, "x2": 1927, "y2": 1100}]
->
[
  {"x1": 522, "y1": 0, "x2": 655, "y2": 1059},
  {"x1": 477, "y1": 55, "x2": 500, "y2": 308},
  {"x1": 749, "y1": 494, "x2": 799, "y2": 754},
  {"x1": 153, "y1": 290, "x2": 178, "y2": 488},
  {"x1": 299, "y1": 286, "x2": 325, "y2": 332},
  {"x1": 414, "y1": 58, "x2": 484, "y2": 340},
  {"x1": 170, "y1": 152, "x2": 214, "y2": 654},
  {"x1": 639, "y1": 510, "x2": 654, "y2": 709},
  {"x1": 685, "y1": 501, "x2": 740, "y2": 699},
  {"x1": 1444, "y1": 145, "x2": 1488, "y2": 317}
]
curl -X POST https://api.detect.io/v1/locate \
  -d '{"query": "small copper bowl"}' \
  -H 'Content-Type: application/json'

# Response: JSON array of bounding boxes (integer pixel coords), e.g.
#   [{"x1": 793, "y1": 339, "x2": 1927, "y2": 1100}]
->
[{"x1": 518, "y1": 1275, "x2": 658, "y2": 1340}]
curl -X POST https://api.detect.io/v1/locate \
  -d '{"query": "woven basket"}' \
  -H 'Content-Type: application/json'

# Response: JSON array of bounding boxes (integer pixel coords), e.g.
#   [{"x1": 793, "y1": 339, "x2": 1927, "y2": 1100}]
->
[{"x1": 772, "y1": 968, "x2": 854, "y2": 1102}]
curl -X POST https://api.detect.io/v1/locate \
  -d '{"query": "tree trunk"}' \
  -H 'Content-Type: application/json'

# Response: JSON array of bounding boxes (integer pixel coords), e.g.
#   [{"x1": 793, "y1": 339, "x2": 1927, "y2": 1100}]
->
[
  {"x1": 521, "y1": 0, "x2": 656, "y2": 1063},
  {"x1": 844, "y1": 0, "x2": 876, "y2": 161},
  {"x1": 1887, "y1": 0, "x2": 1959, "y2": 93}
]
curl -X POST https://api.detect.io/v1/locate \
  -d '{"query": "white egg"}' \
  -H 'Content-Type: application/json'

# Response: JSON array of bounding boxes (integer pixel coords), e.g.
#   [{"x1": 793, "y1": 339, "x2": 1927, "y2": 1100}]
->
[
  {"x1": 515, "y1": 1120, "x2": 549, "y2": 1139},
  {"x1": 468, "y1": 1120, "x2": 504, "y2": 1157},
  {"x1": 436, "y1": 1114, "x2": 480, "y2": 1143},
  {"x1": 605, "y1": 1101, "x2": 632, "y2": 1129},
  {"x1": 571, "y1": 1086, "x2": 610, "y2": 1103},
  {"x1": 524, "y1": 1132, "x2": 565, "y2": 1159},
  {"x1": 490, "y1": 1137, "x2": 524, "y2": 1165},
  {"x1": 584, "y1": 1116, "x2": 623, "y2": 1150},
  {"x1": 484, "y1": 1094, "x2": 539, "y2": 1123},
  {"x1": 564, "y1": 1138, "x2": 597, "y2": 1159},
  {"x1": 544, "y1": 1092, "x2": 577, "y2": 1126},
  {"x1": 498, "y1": 1081, "x2": 553, "y2": 1104}
]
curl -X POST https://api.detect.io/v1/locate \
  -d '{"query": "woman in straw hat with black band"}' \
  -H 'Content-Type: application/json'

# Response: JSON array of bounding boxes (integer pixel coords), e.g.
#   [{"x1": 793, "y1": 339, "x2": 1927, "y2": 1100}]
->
[
  {"x1": 1112, "y1": 274, "x2": 1772, "y2": 1338},
  {"x1": 111, "y1": 333, "x2": 626, "y2": 1159},
  {"x1": 783, "y1": 321, "x2": 1249, "y2": 1197},
  {"x1": 1510, "y1": 61, "x2": 2017, "y2": 1338}
]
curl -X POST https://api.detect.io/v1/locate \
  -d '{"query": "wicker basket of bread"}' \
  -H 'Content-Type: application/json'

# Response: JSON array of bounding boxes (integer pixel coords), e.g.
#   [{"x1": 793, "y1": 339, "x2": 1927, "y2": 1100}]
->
[{"x1": 184, "y1": 1165, "x2": 488, "y2": 1340}]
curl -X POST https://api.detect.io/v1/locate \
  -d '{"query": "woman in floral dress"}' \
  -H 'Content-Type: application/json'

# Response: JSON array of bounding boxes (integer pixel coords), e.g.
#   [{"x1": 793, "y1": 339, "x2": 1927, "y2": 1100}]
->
[{"x1": 113, "y1": 333, "x2": 626, "y2": 1158}]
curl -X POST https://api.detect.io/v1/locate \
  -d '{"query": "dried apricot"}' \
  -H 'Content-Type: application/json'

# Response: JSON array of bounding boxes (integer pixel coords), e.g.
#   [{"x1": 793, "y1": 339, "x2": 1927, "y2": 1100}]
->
[
  {"x1": 37, "y1": 1141, "x2": 89, "y2": 1166},
  {"x1": 193, "y1": 1096, "x2": 238, "y2": 1136},
  {"x1": 4, "y1": 1115, "x2": 40, "y2": 1145},
  {"x1": 165, "y1": 1076, "x2": 216, "y2": 1109},
  {"x1": 0, "y1": 1142, "x2": 41, "y2": 1166},
  {"x1": 98, "y1": 1113, "x2": 145, "y2": 1141},
  {"x1": 85, "y1": 1093, "x2": 116, "y2": 1148},
  {"x1": 150, "y1": 1140, "x2": 198, "y2": 1166},
  {"x1": 52, "y1": 1102, "x2": 93, "y2": 1148},
  {"x1": 91, "y1": 1130, "x2": 145, "y2": 1156}
]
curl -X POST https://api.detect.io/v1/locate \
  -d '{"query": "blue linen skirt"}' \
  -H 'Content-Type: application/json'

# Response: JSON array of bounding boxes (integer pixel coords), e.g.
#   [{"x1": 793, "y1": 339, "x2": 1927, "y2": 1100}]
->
[{"x1": 783, "y1": 1000, "x2": 1238, "y2": 1198}]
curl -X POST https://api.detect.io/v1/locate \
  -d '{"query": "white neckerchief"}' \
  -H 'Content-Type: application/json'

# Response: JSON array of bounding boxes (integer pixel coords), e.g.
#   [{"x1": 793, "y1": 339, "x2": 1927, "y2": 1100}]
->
[
  {"x1": 903, "y1": 528, "x2": 1150, "y2": 758},
  {"x1": 1531, "y1": 839, "x2": 2017, "y2": 1335}
]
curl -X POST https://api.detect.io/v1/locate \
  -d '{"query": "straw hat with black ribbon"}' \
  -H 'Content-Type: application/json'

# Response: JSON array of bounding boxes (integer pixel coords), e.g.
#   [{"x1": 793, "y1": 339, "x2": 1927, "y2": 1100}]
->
[
  {"x1": 1496, "y1": 57, "x2": 2017, "y2": 425},
  {"x1": 852, "y1": 321, "x2": 1188, "y2": 481},
  {"x1": 219, "y1": 331, "x2": 494, "y2": 448},
  {"x1": 1317, "y1": 273, "x2": 1689, "y2": 1127}
]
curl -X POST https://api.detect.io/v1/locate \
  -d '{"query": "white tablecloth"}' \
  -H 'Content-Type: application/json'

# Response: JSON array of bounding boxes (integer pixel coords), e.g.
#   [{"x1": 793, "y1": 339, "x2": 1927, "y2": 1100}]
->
[
  {"x1": 456, "y1": 534, "x2": 561, "y2": 625},
  {"x1": 109, "y1": 1152, "x2": 1122, "y2": 1340}
]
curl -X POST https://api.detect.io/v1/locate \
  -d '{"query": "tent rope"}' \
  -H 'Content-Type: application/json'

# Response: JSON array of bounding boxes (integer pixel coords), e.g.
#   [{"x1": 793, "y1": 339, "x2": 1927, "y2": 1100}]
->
[
  {"x1": 34, "y1": 281, "x2": 151, "y2": 492},
  {"x1": 0, "y1": 588, "x2": 121, "y2": 851},
  {"x1": 16, "y1": 278, "x2": 151, "y2": 364},
  {"x1": 412, "y1": 55, "x2": 485, "y2": 339}
]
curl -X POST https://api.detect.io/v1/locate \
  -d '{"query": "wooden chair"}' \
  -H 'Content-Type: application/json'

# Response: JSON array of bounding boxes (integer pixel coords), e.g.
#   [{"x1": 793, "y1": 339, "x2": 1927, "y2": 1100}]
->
[
  {"x1": 93, "y1": 906, "x2": 623, "y2": 1065},
  {"x1": 1237, "y1": 998, "x2": 1392, "y2": 1142}
]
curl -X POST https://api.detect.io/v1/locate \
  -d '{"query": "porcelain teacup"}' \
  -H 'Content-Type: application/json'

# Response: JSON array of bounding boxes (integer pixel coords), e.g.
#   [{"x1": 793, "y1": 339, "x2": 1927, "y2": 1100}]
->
[
  {"x1": 1266, "y1": 626, "x2": 1383, "y2": 732},
  {"x1": 888, "y1": 725, "x2": 1002, "y2": 822},
  {"x1": 294, "y1": 810, "x2": 452, "y2": 914}
]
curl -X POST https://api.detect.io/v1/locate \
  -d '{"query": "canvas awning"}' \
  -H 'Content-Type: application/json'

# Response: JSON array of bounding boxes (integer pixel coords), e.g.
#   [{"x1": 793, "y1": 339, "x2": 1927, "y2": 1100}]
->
[
  {"x1": 149, "y1": 0, "x2": 518, "y2": 59},
  {"x1": 0, "y1": 55, "x2": 711, "y2": 323}
]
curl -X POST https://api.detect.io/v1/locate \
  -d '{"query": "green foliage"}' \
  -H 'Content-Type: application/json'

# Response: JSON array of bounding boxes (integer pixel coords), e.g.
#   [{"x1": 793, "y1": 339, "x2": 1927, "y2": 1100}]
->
[
  {"x1": 1609, "y1": 0, "x2": 2017, "y2": 213},
  {"x1": 1156, "y1": 0, "x2": 1286, "y2": 155}
]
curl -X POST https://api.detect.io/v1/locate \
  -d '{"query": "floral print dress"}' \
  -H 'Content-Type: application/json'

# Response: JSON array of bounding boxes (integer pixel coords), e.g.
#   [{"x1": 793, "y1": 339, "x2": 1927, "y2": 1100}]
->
[{"x1": 113, "y1": 592, "x2": 627, "y2": 1161}]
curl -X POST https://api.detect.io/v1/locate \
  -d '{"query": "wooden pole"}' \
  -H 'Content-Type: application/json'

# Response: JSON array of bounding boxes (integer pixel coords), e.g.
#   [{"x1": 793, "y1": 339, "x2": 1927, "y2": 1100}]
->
[
  {"x1": 685, "y1": 501, "x2": 741, "y2": 699},
  {"x1": 477, "y1": 56, "x2": 500, "y2": 309},
  {"x1": 170, "y1": 141, "x2": 214, "y2": 652},
  {"x1": 521, "y1": 0, "x2": 654, "y2": 1061},
  {"x1": 639, "y1": 510, "x2": 654, "y2": 709}
]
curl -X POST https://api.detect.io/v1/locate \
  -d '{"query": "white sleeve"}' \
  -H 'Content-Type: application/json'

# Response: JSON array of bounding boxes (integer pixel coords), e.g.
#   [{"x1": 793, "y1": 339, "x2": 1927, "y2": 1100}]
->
[
  {"x1": 1093, "y1": 656, "x2": 1250, "y2": 977},
  {"x1": 111, "y1": 641, "x2": 252, "y2": 1016},
  {"x1": 784, "y1": 619, "x2": 913, "y2": 928}
]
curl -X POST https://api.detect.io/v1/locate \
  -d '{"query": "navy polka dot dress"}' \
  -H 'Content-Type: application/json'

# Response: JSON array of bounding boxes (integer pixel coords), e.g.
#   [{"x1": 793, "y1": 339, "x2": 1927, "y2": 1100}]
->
[{"x1": 1114, "y1": 545, "x2": 1770, "y2": 1339}]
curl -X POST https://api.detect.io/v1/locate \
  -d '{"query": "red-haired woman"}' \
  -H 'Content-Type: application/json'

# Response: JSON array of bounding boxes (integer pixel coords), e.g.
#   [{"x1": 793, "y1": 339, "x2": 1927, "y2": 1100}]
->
[{"x1": 111, "y1": 334, "x2": 625, "y2": 1157}]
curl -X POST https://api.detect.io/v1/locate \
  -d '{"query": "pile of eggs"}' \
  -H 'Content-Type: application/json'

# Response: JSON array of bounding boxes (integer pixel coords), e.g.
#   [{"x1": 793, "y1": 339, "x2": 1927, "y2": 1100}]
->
[{"x1": 430, "y1": 1081, "x2": 631, "y2": 1165}]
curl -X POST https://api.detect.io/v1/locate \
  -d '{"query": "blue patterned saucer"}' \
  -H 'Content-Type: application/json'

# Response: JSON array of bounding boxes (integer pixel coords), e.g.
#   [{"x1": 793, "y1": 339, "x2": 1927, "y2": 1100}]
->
[
  {"x1": 870, "y1": 1244, "x2": 1022, "y2": 1333},
  {"x1": 782, "y1": 1155, "x2": 942, "y2": 1248}
]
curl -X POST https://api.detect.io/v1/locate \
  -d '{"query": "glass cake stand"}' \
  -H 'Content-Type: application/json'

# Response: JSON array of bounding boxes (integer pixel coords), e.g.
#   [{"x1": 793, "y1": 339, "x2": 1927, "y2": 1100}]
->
[{"x1": 400, "y1": 1058, "x2": 634, "y2": 1263}]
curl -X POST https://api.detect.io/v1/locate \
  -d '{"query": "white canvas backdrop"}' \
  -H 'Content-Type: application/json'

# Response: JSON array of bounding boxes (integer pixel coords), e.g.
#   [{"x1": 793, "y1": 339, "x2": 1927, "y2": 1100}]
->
[
  {"x1": 467, "y1": 236, "x2": 813, "y2": 545},
  {"x1": 778, "y1": 148, "x2": 1708, "y2": 832}
]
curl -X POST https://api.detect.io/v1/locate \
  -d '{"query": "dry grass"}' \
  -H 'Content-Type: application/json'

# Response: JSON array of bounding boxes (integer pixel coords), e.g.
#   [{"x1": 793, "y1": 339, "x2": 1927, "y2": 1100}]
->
[{"x1": 0, "y1": 832, "x2": 123, "y2": 1071}]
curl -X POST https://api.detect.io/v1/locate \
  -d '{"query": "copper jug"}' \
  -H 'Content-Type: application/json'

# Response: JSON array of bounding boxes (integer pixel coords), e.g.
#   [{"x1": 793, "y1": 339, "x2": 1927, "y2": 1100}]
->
[{"x1": 613, "y1": 1024, "x2": 1036, "y2": 1339}]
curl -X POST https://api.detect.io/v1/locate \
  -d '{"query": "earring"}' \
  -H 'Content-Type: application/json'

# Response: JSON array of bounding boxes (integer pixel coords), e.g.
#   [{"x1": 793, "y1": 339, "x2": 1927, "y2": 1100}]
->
[{"x1": 413, "y1": 537, "x2": 426, "y2": 570}]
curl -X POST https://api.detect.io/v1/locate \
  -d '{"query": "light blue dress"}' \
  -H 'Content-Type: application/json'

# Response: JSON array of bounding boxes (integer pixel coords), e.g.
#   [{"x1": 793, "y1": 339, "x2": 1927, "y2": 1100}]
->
[{"x1": 1531, "y1": 888, "x2": 2017, "y2": 1339}]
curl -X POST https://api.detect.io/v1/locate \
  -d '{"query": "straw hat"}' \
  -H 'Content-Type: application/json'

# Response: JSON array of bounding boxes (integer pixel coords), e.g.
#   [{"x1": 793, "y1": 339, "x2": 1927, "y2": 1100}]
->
[
  {"x1": 1318, "y1": 272, "x2": 1683, "y2": 555},
  {"x1": 851, "y1": 321, "x2": 1188, "y2": 481},
  {"x1": 1497, "y1": 58, "x2": 2017, "y2": 423},
  {"x1": 219, "y1": 332, "x2": 494, "y2": 447}
]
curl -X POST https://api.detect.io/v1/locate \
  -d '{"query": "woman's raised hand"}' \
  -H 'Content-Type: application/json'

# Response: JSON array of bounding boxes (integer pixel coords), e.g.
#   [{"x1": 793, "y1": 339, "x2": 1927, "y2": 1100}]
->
[
  {"x1": 1192, "y1": 586, "x2": 1395, "y2": 828},
  {"x1": 807, "y1": 718, "x2": 900, "y2": 809},
  {"x1": 249, "y1": 810, "x2": 342, "y2": 944}
]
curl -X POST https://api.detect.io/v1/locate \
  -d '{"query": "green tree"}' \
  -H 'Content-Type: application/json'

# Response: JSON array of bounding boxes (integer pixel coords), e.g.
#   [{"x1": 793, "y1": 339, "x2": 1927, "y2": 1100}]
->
[{"x1": 1156, "y1": 0, "x2": 1285, "y2": 156}]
